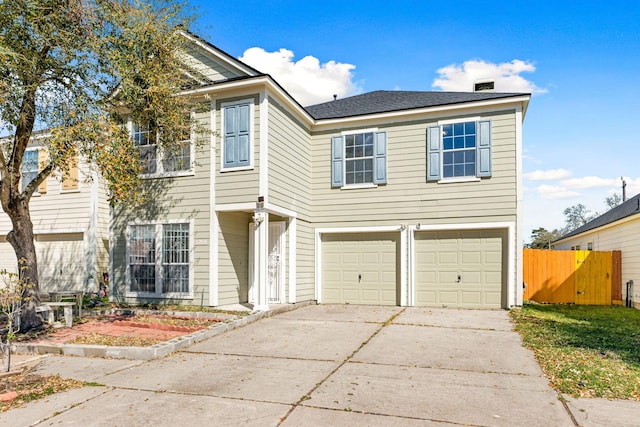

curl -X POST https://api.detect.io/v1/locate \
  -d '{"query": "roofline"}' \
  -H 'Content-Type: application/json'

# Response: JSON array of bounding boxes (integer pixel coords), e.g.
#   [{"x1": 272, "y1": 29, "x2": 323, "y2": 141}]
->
[
  {"x1": 313, "y1": 95, "x2": 531, "y2": 126},
  {"x1": 554, "y1": 210, "x2": 640, "y2": 244},
  {"x1": 179, "y1": 75, "x2": 316, "y2": 126},
  {"x1": 179, "y1": 30, "x2": 261, "y2": 77}
]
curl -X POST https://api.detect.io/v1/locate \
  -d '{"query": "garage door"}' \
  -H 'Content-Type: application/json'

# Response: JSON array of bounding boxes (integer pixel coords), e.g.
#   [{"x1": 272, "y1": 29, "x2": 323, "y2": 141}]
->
[
  {"x1": 415, "y1": 229, "x2": 505, "y2": 308},
  {"x1": 36, "y1": 233, "x2": 85, "y2": 292},
  {"x1": 322, "y1": 233, "x2": 398, "y2": 305}
]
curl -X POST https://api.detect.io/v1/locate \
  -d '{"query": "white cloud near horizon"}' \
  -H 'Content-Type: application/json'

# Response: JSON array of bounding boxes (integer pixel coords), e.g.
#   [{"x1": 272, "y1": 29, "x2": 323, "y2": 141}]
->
[
  {"x1": 239, "y1": 47, "x2": 360, "y2": 106},
  {"x1": 535, "y1": 184, "x2": 579, "y2": 200},
  {"x1": 432, "y1": 59, "x2": 547, "y2": 94},
  {"x1": 524, "y1": 169, "x2": 571, "y2": 181}
]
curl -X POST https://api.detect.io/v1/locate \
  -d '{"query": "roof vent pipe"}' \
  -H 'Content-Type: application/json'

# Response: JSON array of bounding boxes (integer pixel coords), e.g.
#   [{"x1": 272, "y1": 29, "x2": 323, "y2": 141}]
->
[{"x1": 333, "y1": 94, "x2": 337, "y2": 101}]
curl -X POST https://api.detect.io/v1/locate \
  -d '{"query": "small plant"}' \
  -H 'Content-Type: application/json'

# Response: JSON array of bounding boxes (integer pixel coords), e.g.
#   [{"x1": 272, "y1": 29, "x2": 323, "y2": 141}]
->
[{"x1": 0, "y1": 260, "x2": 33, "y2": 372}]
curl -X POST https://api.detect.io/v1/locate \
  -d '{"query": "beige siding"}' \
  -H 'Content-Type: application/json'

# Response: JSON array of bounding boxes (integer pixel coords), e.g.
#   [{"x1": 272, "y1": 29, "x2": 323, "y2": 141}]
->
[
  {"x1": 180, "y1": 44, "x2": 244, "y2": 83},
  {"x1": 215, "y1": 95, "x2": 261, "y2": 206},
  {"x1": 217, "y1": 211, "x2": 250, "y2": 305},
  {"x1": 111, "y1": 109, "x2": 212, "y2": 304},
  {"x1": 310, "y1": 110, "x2": 518, "y2": 227},
  {"x1": 295, "y1": 219, "x2": 315, "y2": 302},
  {"x1": 555, "y1": 216, "x2": 640, "y2": 306},
  {"x1": 267, "y1": 97, "x2": 312, "y2": 218}
]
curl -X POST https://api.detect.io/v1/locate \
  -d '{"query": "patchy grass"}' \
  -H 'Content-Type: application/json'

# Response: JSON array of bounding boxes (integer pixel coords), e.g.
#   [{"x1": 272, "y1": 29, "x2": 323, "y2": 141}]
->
[
  {"x1": 511, "y1": 303, "x2": 640, "y2": 400},
  {"x1": 67, "y1": 333, "x2": 163, "y2": 347},
  {"x1": 131, "y1": 315, "x2": 221, "y2": 328},
  {"x1": 0, "y1": 371, "x2": 83, "y2": 412}
]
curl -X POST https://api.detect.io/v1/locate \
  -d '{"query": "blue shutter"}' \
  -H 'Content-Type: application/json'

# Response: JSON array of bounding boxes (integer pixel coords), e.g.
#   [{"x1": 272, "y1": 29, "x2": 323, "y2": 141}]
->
[
  {"x1": 373, "y1": 132, "x2": 387, "y2": 184},
  {"x1": 223, "y1": 105, "x2": 237, "y2": 167},
  {"x1": 331, "y1": 136, "x2": 343, "y2": 188},
  {"x1": 237, "y1": 104, "x2": 250, "y2": 166},
  {"x1": 223, "y1": 103, "x2": 251, "y2": 168},
  {"x1": 427, "y1": 126, "x2": 441, "y2": 181},
  {"x1": 476, "y1": 120, "x2": 492, "y2": 177}
]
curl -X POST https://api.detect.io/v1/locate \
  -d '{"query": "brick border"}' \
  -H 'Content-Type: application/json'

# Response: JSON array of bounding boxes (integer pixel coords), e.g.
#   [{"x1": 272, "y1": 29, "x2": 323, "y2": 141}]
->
[{"x1": 12, "y1": 302, "x2": 310, "y2": 360}]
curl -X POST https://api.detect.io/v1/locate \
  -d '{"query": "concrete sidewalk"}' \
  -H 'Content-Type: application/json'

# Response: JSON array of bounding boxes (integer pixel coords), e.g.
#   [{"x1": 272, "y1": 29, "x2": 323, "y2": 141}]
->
[{"x1": 2, "y1": 305, "x2": 639, "y2": 426}]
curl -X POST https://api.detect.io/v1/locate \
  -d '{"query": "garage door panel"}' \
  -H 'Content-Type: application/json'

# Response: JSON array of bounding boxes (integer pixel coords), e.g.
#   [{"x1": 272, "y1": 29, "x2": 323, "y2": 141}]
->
[
  {"x1": 322, "y1": 233, "x2": 398, "y2": 306},
  {"x1": 415, "y1": 229, "x2": 506, "y2": 309}
]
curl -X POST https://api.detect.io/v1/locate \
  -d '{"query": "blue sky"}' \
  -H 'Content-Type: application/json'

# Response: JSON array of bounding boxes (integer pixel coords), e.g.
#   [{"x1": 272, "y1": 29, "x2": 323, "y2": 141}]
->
[{"x1": 190, "y1": 0, "x2": 640, "y2": 241}]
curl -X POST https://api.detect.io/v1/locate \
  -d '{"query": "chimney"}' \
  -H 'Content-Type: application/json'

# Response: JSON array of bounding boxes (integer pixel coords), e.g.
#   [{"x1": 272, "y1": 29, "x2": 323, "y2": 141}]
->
[{"x1": 474, "y1": 79, "x2": 495, "y2": 92}]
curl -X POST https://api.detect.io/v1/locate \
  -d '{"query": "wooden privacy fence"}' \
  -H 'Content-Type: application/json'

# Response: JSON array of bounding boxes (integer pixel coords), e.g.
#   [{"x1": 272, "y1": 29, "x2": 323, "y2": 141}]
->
[{"x1": 523, "y1": 249, "x2": 622, "y2": 305}]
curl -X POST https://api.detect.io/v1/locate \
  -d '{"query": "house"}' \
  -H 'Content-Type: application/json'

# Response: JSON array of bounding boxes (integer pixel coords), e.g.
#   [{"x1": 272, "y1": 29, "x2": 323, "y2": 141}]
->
[
  {"x1": 554, "y1": 193, "x2": 640, "y2": 308},
  {"x1": 110, "y1": 31, "x2": 531, "y2": 310},
  {"x1": 0, "y1": 131, "x2": 110, "y2": 294}
]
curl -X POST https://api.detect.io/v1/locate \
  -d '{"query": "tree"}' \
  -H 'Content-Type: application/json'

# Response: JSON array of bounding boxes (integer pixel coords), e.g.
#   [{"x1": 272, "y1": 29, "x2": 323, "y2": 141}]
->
[
  {"x1": 0, "y1": 0, "x2": 195, "y2": 330},
  {"x1": 605, "y1": 193, "x2": 622, "y2": 210},
  {"x1": 561, "y1": 204, "x2": 595, "y2": 235},
  {"x1": 525, "y1": 227, "x2": 561, "y2": 249}
]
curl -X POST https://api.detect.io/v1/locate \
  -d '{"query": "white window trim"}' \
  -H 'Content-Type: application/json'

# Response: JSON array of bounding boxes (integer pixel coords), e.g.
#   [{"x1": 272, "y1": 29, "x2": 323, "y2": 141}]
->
[
  {"x1": 436, "y1": 118, "x2": 482, "y2": 181},
  {"x1": 128, "y1": 114, "x2": 196, "y2": 179},
  {"x1": 220, "y1": 98, "x2": 255, "y2": 172},
  {"x1": 125, "y1": 219, "x2": 194, "y2": 299}
]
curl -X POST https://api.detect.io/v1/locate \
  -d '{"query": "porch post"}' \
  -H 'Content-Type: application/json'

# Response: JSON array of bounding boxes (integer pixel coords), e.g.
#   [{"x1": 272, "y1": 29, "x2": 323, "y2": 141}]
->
[{"x1": 252, "y1": 208, "x2": 269, "y2": 311}]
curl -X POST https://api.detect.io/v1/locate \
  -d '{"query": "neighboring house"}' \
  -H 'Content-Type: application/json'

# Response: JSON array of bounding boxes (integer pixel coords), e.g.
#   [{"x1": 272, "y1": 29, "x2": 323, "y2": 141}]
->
[
  {"x1": 0, "y1": 131, "x2": 110, "y2": 293},
  {"x1": 111, "y1": 31, "x2": 531, "y2": 310},
  {"x1": 554, "y1": 193, "x2": 640, "y2": 308}
]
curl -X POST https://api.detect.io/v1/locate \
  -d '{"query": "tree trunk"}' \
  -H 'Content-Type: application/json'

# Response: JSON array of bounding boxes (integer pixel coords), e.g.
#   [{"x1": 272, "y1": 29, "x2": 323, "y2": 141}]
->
[{"x1": 5, "y1": 198, "x2": 42, "y2": 332}]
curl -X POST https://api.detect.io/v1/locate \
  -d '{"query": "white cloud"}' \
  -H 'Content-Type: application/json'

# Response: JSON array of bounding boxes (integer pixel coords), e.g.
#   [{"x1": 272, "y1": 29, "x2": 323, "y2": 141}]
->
[
  {"x1": 432, "y1": 59, "x2": 547, "y2": 94},
  {"x1": 524, "y1": 169, "x2": 571, "y2": 181},
  {"x1": 561, "y1": 176, "x2": 619, "y2": 189},
  {"x1": 239, "y1": 47, "x2": 360, "y2": 106},
  {"x1": 535, "y1": 184, "x2": 579, "y2": 200}
]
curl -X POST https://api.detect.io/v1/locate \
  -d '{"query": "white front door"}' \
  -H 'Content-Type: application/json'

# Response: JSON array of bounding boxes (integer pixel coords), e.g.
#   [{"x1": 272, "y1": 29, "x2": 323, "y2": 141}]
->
[{"x1": 249, "y1": 221, "x2": 286, "y2": 304}]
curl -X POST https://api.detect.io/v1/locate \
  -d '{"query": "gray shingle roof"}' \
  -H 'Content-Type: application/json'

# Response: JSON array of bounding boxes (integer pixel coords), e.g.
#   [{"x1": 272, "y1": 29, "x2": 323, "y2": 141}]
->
[
  {"x1": 304, "y1": 90, "x2": 527, "y2": 120},
  {"x1": 557, "y1": 193, "x2": 640, "y2": 241}
]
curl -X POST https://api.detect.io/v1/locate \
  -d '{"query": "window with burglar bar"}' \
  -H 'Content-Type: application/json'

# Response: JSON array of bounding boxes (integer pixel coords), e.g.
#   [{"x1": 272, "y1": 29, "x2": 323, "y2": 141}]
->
[{"x1": 128, "y1": 222, "x2": 190, "y2": 296}]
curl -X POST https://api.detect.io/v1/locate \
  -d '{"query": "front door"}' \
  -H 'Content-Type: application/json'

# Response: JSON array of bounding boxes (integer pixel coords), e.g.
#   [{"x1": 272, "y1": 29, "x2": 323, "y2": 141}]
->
[{"x1": 249, "y1": 221, "x2": 286, "y2": 304}]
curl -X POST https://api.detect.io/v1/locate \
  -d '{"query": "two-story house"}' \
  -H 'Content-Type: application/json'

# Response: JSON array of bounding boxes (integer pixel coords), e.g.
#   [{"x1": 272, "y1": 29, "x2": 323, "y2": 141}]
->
[
  {"x1": 0, "y1": 131, "x2": 110, "y2": 293},
  {"x1": 111, "y1": 31, "x2": 530, "y2": 310}
]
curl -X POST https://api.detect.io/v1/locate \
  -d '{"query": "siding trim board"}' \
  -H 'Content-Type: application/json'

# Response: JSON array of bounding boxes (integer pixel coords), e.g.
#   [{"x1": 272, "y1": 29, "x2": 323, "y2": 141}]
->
[{"x1": 209, "y1": 98, "x2": 218, "y2": 306}]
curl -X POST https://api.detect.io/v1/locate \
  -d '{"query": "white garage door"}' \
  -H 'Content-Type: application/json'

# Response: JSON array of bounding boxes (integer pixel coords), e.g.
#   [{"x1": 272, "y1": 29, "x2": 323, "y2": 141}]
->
[
  {"x1": 415, "y1": 229, "x2": 505, "y2": 308},
  {"x1": 36, "y1": 233, "x2": 85, "y2": 292},
  {"x1": 322, "y1": 233, "x2": 398, "y2": 305}
]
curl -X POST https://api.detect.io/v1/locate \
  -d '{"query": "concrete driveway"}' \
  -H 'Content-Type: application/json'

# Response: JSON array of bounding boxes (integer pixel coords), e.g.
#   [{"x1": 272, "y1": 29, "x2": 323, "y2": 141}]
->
[{"x1": 3, "y1": 305, "x2": 579, "y2": 426}]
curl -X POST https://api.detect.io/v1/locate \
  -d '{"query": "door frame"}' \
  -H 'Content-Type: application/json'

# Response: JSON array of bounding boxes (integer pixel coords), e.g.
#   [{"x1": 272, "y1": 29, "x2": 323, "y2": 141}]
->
[{"x1": 249, "y1": 221, "x2": 286, "y2": 304}]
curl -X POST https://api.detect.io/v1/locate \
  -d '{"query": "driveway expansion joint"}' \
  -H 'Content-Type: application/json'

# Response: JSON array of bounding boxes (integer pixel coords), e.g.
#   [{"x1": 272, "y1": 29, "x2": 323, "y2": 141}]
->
[{"x1": 276, "y1": 307, "x2": 407, "y2": 426}]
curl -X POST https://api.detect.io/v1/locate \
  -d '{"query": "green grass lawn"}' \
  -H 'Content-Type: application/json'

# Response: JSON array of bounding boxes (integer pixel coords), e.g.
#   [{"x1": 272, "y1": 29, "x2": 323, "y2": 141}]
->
[{"x1": 510, "y1": 303, "x2": 640, "y2": 400}]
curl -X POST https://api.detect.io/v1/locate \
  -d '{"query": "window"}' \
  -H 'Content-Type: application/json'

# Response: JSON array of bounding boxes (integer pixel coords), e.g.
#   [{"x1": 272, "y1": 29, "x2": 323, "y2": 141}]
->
[
  {"x1": 427, "y1": 120, "x2": 492, "y2": 181},
  {"x1": 132, "y1": 119, "x2": 192, "y2": 176},
  {"x1": 21, "y1": 150, "x2": 39, "y2": 191},
  {"x1": 128, "y1": 222, "x2": 191, "y2": 296},
  {"x1": 221, "y1": 101, "x2": 252, "y2": 170},
  {"x1": 331, "y1": 131, "x2": 387, "y2": 188},
  {"x1": 133, "y1": 122, "x2": 157, "y2": 175},
  {"x1": 587, "y1": 242, "x2": 593, "y2": 251}
]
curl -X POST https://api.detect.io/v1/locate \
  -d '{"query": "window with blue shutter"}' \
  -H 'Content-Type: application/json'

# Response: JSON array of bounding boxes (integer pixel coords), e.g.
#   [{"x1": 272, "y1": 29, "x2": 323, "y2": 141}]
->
[
  {"x1": 427, "y1": 120, "x2": 491, "y2": 181},
  {"x1": 331, "y1": 131, "x2": 387, "y2": 188},
  {"x1": 222, "y1": 102, "x2": 251, "y2": 169}
]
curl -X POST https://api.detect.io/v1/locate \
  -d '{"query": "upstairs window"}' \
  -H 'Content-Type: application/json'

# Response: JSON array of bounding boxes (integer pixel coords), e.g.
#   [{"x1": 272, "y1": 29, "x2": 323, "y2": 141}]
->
[
  {"x1": 21, "y1": 150, "x2": 39, "y2": 191},
  {"x1": 132, "y1": 118, "x2": 192, "y2": 176},
  {"x1": 427, "y1": 120, "x2": 492, "y2": 181},
  {"x1": 133, "y1": 122, "x2": 157, "y2": 175},
  {"x1": 331, "y1": 131, "x2": 387, "y2": 188}
]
